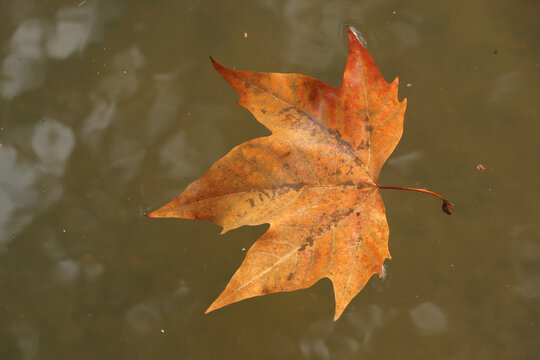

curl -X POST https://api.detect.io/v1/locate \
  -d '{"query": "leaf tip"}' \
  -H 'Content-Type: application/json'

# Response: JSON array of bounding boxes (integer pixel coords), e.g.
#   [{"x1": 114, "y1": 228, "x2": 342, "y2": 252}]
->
[
  {"x1": 333, "y1": 307, "x2": 345, "y2": 321},
  {"x1": 210, "y1": 56, "x2": 226, "y2": 73},
  {"x1": 205, "y1": 299, "x2": 223, "y2": 315},
  {"x1": 346, "y1": 25, "x2": 367, "y2": 48},
  {"x1": 144, "y1": 200, "x2": 182, "y2": 219},
  {"x1": 145, "y1": 211, "x2": 157, "y2": 218}
]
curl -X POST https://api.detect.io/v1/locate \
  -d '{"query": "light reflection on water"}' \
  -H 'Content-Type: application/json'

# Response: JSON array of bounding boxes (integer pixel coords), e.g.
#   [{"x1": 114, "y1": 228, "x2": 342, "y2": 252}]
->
[
  {"x1": 0, "y1": 0, "x2": 538, "y2": 359},
  {"x1": 409, "y1": 301, "x2": 447, "y2": 335}
]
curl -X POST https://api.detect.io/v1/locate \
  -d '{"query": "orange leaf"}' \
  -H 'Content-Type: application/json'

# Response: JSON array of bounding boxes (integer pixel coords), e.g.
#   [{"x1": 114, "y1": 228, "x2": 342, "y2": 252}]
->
[{"x1": 149, "y1": 27, "x2": 408, "y2": 320}]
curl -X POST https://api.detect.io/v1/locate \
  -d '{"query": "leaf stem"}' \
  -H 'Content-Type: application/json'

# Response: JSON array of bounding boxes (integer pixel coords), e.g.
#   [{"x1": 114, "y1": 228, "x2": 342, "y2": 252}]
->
[{"x1": 378, "y1": 186, "x2": 454, "y2": 215}]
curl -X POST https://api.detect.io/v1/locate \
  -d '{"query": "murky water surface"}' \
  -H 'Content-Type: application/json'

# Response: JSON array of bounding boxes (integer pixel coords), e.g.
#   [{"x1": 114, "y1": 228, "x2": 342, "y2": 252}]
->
[{"x1": 1, "y1": 0, "x2": 538, "y2": 359}]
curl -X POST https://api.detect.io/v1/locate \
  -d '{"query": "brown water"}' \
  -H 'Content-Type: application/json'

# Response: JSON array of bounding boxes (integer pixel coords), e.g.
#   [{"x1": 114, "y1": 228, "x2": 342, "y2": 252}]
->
[{"x1": 1, "y1": 0, "x2": 539, "y2": 359}]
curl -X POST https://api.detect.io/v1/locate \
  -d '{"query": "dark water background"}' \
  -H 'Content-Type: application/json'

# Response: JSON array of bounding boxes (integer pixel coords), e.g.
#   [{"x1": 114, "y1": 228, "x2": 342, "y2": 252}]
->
[{"x1": 0, "y1": 0, "x2": 538, "y2": 359}]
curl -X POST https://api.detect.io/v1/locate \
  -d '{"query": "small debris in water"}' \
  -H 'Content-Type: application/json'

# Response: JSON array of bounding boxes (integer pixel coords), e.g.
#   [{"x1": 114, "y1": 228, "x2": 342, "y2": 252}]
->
[
  {"x1": 493, "y1": 49, "x2": 498, "y2": 54},
  {"x1": 161, "y1": 329, "x2": 165, "y2": 333},
  {"x1": 243, "y1": 32, "x2": 248, "y2": 39},
  {"x1": 476, "y1": 164, "x2": 487, "y2": 172},
  {"x1": 406, "y1": 83, "x2": 413, "y2": 87}
]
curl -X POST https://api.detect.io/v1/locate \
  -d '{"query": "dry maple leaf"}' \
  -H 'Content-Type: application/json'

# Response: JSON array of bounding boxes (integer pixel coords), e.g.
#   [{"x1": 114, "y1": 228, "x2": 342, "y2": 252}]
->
[{"x1": 147, "y1": 27, "x2": 452, "y2": 320}]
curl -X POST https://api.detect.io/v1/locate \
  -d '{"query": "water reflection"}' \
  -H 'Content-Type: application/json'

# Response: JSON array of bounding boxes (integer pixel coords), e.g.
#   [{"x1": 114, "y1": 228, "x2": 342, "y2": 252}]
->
[
  {"x1": 123, "y1": 279, "x2": 199, "y2": 354},
  {"x1": 31, "y1": 119, "x2": 75, "y2": 175},
  {"x1": 300, "y1": 336, "x2": 330, "y2": 360},
  {"x1": 0, "y1": 1, "x2": 122, "y2": 246},
  {"x1": 514, "y1": 240, "x2": 540, "y2": 299},
  {"x1": 9, "y1": 322, "x2": 39, "y2": 360},
  {"x1": 125, "y1": 281, "x2": 197, "y2": 334},
  {"x1": 0, "y1": 118, "x2": 74, "y2": 249},
  {"x1": 46, "y1": 7, "x2": 94, "y2": 60},
  {"x1": 53, "y1": 259, "x2": 80, "y2": 285},
  {"x1": 387, "y1": 151, "x2": 423, "y2": 176},
  {"x1": 256, "y1": 0, "x2": 424, "y2": 71},
  {"x1": 159, "y1": 131, "x2": 202, "y2": 178},
  {"x1": 409, "y1": 301, "x2": 447, "y2": 335},
  {"x1": 299, "y1": 304, "x2": 398, "y2": 359},
  {"x1": 280, "y1": 0, "x2": 357, "y2": 69},
  {"x1": 100, "y1": 47, "x2": 146, "y2": 100},
  {"x1": 146, "y1": 72, "x2": 183, "y2": 141},
  {"x1": 0, "y1": 146, "x2": 35, "y2": 250},
  {"x1": 1, "y1": 19, "x2": 46, "y2": 98},
  {"x1": 1, "y1": 2, "x2": 119, "y2": 99},
  {"x1": 82, "y1": 94, "x2": 117, "y2": 137},
  {"x1": 488, "y1": 71, "x2": 521, "y2": 103}
]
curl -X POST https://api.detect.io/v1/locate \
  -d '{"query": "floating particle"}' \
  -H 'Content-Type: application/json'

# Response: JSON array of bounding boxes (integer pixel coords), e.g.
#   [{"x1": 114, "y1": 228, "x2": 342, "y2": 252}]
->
[{"x1": 476, "y1": 164, "x2": 486, "y2": 172}]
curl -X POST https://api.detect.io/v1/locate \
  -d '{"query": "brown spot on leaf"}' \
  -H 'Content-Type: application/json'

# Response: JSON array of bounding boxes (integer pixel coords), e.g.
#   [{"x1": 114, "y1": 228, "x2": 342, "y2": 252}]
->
[{"x1": 298, "y1": 237, "x2": 314, "y2": 252}]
